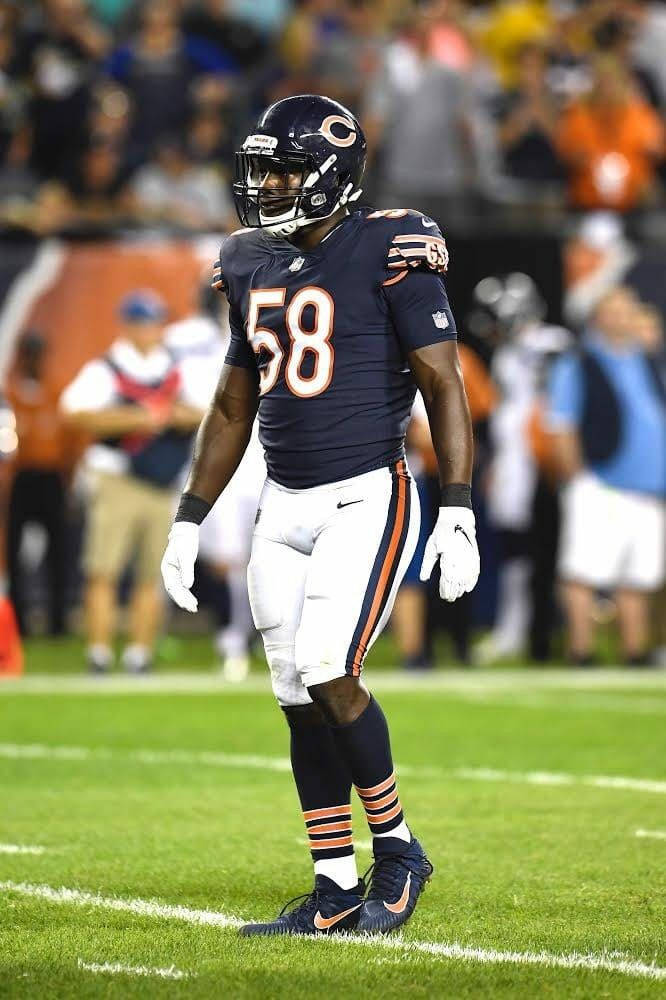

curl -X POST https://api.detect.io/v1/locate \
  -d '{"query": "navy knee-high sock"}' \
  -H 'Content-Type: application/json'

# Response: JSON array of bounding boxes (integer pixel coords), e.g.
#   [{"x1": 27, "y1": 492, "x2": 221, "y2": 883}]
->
[
  {"x1": 329, "y1": 695, "x2": 409, "y2": 840},
  {"x1": 284, "y1": 705, "x2": 360, "y2": 888}
]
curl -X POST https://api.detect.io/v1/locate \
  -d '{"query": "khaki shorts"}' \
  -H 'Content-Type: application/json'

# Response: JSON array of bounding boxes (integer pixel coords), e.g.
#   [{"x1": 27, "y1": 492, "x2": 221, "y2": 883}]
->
[{"x1": 84, "y1": 471, "x2": 173, "y2": 583}]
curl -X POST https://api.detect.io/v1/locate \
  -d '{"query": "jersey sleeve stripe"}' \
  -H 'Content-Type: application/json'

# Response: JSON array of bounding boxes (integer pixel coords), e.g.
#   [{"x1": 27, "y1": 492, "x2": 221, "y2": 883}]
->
[
  {"x1": 345, "y1": 459, "x2": 411, "y2": 676},
  {"x1": 393, "y1": 234, "x2": 447, "y2": 247}
]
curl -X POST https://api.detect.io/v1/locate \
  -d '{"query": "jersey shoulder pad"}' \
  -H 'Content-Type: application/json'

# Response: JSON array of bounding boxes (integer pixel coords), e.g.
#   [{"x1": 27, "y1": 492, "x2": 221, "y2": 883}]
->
[
  {"x1": 364, "y1": 208, "x2": 449, "y2": 288},
  {"x1": 217, "y1": 227, "x2": 266, "y2": 296}
]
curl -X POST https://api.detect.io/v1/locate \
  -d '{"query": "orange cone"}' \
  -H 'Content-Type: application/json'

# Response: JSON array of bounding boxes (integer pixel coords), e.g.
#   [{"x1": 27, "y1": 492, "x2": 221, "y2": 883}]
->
[{"x1": 0, "y1": 595, "x2": 23, "y2": 676}]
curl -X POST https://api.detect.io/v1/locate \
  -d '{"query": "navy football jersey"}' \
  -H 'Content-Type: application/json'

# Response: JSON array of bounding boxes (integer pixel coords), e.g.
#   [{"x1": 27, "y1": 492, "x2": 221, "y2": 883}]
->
[{"x1": 221, "y1": 207, "x2": 457, "y2": 488}]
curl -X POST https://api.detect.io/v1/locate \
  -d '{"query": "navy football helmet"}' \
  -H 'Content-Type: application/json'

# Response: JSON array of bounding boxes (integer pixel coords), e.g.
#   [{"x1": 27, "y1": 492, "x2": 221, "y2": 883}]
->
[{"x1": 233, "y1": 94, "x2": 367, "y2": 236}]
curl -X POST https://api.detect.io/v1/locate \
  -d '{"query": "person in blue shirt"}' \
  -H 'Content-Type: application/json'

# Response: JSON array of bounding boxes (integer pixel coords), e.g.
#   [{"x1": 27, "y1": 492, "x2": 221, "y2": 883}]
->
[{"x1": 548, "y1": 285, "x2": 666, "y2": 666}]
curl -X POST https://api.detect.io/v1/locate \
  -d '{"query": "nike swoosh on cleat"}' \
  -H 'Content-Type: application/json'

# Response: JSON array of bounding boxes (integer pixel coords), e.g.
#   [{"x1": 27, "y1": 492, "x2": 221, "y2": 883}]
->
[
  {"x1": 313, "y1": 904, "x2": 362, "y2": 930},
  {"x1": 421, "y1": 219, "x2": 437, "y2": 228},
  {"x1": 383, "y1": 872, "x2": 411, "y2": 914},
  {"x1": 337, "y1": 499, "x2": 363, "y2": 509}
]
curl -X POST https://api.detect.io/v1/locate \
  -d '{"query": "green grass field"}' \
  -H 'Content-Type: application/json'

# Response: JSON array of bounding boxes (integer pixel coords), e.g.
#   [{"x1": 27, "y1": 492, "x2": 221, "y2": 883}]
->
[{"x1": 1, "y1": 644, "x2": 665, "y2": 998}]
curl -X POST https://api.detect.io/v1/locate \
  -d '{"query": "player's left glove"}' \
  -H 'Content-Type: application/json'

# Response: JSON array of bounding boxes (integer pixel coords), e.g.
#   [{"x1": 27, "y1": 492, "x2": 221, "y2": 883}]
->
[{"x1": 419, "y1": 507, "x2": 480, "y2": 602}]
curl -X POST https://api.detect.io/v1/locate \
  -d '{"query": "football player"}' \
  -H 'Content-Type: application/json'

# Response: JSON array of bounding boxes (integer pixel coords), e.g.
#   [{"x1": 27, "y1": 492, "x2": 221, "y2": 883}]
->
[{"x1": 162, "y1": 95, "x2": 480, "y2": 935}]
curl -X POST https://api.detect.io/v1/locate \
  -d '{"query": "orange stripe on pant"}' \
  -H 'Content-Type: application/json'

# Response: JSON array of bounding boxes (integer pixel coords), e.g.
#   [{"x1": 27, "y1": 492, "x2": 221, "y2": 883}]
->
[{"x1": 350, "y1": 464, "x2": 407, "y2": 676}]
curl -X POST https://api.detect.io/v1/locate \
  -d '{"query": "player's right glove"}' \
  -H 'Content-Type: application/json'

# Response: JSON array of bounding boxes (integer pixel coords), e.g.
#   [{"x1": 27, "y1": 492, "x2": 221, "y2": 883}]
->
[
  {"x1": 419, "y1": 507, "x2": 480, "y2": 602},
  {"x1": 161, "y1": 522, "x2": 200, "y2": 613}
]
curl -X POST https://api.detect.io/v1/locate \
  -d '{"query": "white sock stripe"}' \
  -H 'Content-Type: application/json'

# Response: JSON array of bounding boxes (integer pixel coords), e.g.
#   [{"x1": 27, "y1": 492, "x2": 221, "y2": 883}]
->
[{"x1": 1, "y1": 882, "x2": 663, "y2": 982}]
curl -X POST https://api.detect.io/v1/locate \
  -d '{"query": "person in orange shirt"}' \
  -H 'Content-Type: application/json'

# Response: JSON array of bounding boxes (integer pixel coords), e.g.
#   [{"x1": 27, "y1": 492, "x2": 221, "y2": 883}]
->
[
  {"x1": 556, "y1": 56, "x2": 663, "y2": 212},
  {"x1": 5, "y1": 331, "x2": 76, "y2": 636}
]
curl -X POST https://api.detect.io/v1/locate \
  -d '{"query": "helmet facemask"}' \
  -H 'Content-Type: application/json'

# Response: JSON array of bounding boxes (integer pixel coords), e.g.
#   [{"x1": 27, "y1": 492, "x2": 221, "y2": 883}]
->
[{"x1": 233, "y1": 148, "x2": 361, "y2": 237}]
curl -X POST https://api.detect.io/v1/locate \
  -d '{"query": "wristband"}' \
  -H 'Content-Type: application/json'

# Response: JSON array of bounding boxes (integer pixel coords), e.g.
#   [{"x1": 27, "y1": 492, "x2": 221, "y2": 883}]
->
[
  {"x1": 174, "y1": 492, "x2": 211, "y2": 525},
  {"x1": 440, "y1": 483, "x2": 472, "y2": 509}
]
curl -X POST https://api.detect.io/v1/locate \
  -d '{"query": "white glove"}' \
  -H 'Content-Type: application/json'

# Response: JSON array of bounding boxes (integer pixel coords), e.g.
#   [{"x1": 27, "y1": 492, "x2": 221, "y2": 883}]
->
[
  {"x1": 161, "y1": 522, "x2": 200, "y2": 613},
  {"x1": 419, "y1": 506, "x2": 480, "y2": 602}
]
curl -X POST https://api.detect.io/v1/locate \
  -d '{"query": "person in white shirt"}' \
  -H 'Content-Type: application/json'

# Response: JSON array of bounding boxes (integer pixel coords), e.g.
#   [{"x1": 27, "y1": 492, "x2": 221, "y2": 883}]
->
[
  {"x1": 165, "y1": 289, "x2": 266, "y2": 680},
  {"x1": 59, "y1": 289, "x2": 205, "y2": 673}
]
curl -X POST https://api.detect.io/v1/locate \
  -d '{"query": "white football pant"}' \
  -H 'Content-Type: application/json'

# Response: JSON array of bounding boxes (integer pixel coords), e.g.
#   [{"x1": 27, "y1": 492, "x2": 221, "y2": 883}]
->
[{"x1": 248, "y1": 460, "x2": 419, "y2": 705}]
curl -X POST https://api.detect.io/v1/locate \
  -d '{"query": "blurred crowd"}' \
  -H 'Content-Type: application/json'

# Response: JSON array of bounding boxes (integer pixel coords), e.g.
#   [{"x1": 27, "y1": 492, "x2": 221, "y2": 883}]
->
[
  {"x1": 0, "y1": 0, "x2": 664, "y2": 673},
  {"x1": 0, "y1": 0, "x2": 664, "y2": 235}
]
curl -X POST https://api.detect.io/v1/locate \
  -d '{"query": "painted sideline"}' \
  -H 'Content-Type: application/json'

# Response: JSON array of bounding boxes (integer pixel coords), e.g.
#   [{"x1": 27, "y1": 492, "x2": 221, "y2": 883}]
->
[
  {"x1": 78, "y1": 959, "x2": 191, "y2": 980},
  {"x1": 2, "y1": 669, "x2": 666, "y2": 697},
  {"x1": 1, "y1": 742, "x2": 664, "y2": 794},
  {"x1": 635, "y1": 829, "x2": 666, "y2": 841},
  {"x1": 1, "y1": 881, "x2": 664, "y2": 982},
  {"x1": 0, "y1": 844, "x2": 45, "y2": 855}
]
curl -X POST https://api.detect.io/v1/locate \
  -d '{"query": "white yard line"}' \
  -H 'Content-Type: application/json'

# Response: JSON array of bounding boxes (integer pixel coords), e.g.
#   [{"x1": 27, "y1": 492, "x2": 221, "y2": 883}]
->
[
  {"x1": 2, "y1": 669, "x2": 666, "y2": 696},
  {"x1": 0, "y1": 844, "x2": 46, "y2": 855},
  {"x1": 455, "y1": 767, "x2": 666, "y2": 795},
  {"x1": 0, "y1": 742, "x2": 663, "y2": 794},
  {"x1": 0, "y1": 881, "x2": 663, "y2": 982},
  {"x1": 0, "y1": 881, "x2": 243, "y2": 928},
  {"x1": 635, "y1": 829, "x2": 666, "y2": 841},
  {"x1": 77, "y1": 959, "x2": 191, "y2": 980}
]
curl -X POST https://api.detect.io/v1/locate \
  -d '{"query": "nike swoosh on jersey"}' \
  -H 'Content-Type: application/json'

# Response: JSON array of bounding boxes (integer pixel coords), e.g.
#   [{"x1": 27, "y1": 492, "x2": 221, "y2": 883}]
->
[
  {"x1": 337, "y1": 499, "x2": 364, "y2": 509},
  {"x1": 313, "y1": 903, "x2": 362, "y2": 930},
  {"x1": 421, "y1": 218, "x2": 438, "y2": 228},
  {"x1": 383, "y1": 871, "x2": 411, "y2": 914}
]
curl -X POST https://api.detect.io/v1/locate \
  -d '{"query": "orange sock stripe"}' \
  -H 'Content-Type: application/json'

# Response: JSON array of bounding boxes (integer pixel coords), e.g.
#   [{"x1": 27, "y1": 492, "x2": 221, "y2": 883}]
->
[
  {"x1": 309, "y1": 836, "x2": 354, "y2": 850},
  {"x1": 356, "y1": 771, "x2": 396, "y2": 798},
  {"x1": 361, "y1": 789, "x2": 397, "y2": 812},
  {"x1": 307, "y1": 820, "x2": 352, "y2": 835},
  {"x1": 366, "y1": 800, "x2": 403, "y2": 826},
  {"x1": 303, "y1": 804, "x2": 352, "y2": 822}
]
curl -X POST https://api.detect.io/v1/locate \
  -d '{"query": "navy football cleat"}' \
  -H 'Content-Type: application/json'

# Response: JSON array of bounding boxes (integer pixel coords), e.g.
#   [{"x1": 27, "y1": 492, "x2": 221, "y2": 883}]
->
[
  {"x1": 357, "y1": 836, "x2": 433, "y2": 934},
  {"x1": 239, "y1": 875, "x2": 364, "y2": 936}
]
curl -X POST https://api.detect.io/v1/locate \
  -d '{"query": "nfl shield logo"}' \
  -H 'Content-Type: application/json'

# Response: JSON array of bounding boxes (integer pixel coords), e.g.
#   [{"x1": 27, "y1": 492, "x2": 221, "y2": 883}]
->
[
  {"x1": 432, "y1": 310, "x2": 449, "y2": 330},
  {"x1": 289, "y1": 256, "x2": 305, "y2": 272}
]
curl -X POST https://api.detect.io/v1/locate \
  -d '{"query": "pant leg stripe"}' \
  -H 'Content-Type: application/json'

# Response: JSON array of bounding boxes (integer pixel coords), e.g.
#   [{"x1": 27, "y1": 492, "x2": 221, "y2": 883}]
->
[{"x1": 346, "y1": 461, "x2": 411, "y2": 676}]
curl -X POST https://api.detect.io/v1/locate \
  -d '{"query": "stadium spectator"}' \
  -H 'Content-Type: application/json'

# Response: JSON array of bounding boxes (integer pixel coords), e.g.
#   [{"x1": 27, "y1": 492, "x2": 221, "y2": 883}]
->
[
  {"x1": 629, "y1": 0, "x2": 666, "y2": 108},
  {"x1": 13, "y1": 0, "x2": 109, "y2": 179},
  {"x1": 180, "y1": 0, "x2": 268, "y2": 72},
  {"x1": 548, "y1": 285, "x2": 666, "y2": 666},
  {"x1": 165, "y1": 280, "x2": 265, "y2": 681},
  {"x1": 5, "y1": 331, "x2": 73, "y2": 637},
  {"x1": 478, "y1": 0, "x2": 552, "y2": 89},
  {"x1": 53, "y1": 134, "x2": 136, "y2": 231},
  {"x1": 556, "y1": 56, "x2": 664, "y2": 212},
  {"x1": 131, "y1": 134, "x2": 234, "y2": 231},
  {"x1": 107, "y1": 0, "x2": 236, "y2": 160},
  {"x1": 495, "y1": 42, "x2": 563, "y2": 186},
  {"x1": 59, "y1": 290, "x2": 206, "y2": 673},
  {"x1": 475, "y1": 273, "x2": 571, "y2": 664},
  {"x1": 563, "y1": 212, "x2": 637, "y2": 330},
  {"x1": 364, "y1": 11, "x2": 494, "y2": 219}
]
